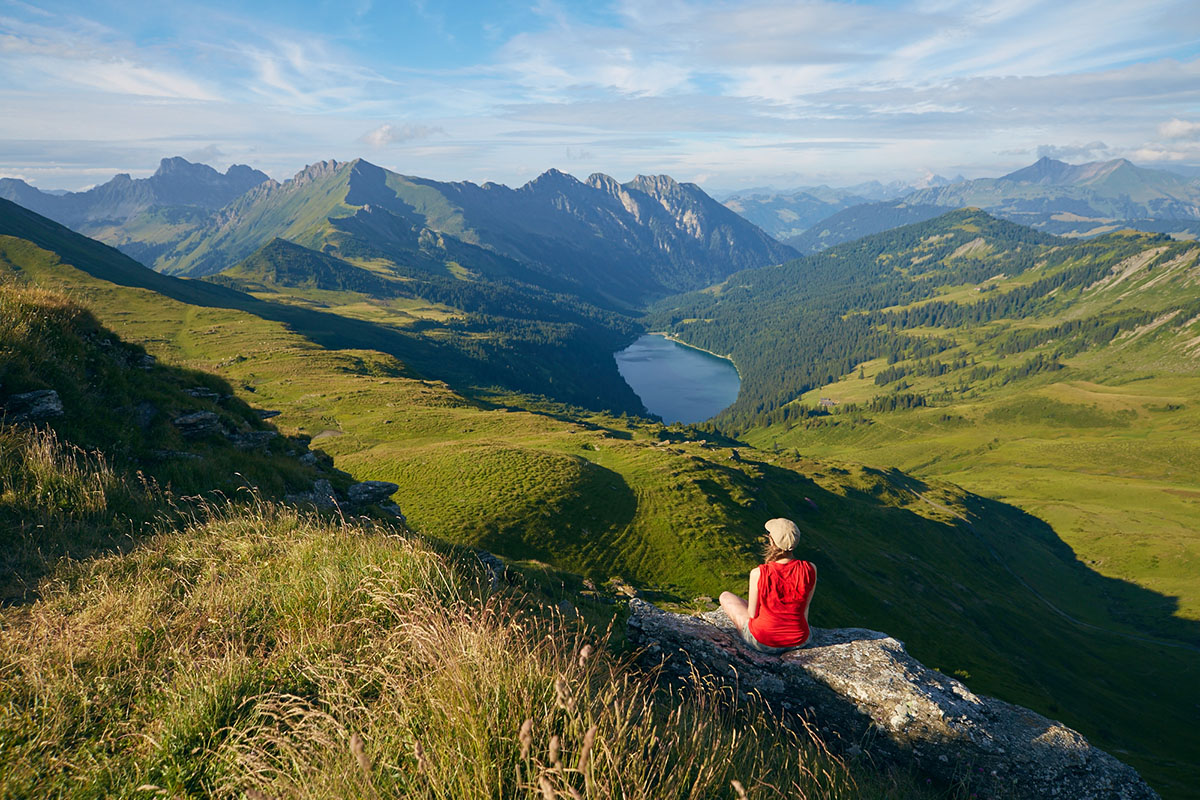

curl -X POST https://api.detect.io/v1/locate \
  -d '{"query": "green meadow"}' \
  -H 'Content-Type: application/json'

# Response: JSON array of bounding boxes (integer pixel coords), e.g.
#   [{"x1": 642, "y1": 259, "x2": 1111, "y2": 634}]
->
[{"x1": 4, "y1": 224, "x2": 1200, "y2": 796}]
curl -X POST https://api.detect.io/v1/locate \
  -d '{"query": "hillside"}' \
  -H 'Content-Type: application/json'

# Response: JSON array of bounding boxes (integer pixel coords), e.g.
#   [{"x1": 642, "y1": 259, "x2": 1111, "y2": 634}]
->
[
  {"x1": 2, "y1": 210, "x2": 1198, "y2": 795},
  {"x1": 3, "y1": 283, "x2": 936, "y2": 800},
  {"x1": 0, "y1": 198, "x2": 646, "y2": 415}
]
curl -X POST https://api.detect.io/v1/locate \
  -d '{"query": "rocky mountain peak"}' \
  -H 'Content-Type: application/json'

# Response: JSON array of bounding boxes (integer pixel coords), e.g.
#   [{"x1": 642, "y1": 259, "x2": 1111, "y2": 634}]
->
[
  {"x1": 153, "y1": 156, "x2": 218, "y2": 179},
  {"x1": 585, "y1": 173, "x2": 622, "y2": 196},
  {"x1": 522, "y1": 168, "x2": 583, "y2": 192},
  {"x1": 626, "y1": 174, "x2": 682, "y2": 197},
  {"x1": 1002, "y1": 156, "x2": 1072, "y2": 184}
]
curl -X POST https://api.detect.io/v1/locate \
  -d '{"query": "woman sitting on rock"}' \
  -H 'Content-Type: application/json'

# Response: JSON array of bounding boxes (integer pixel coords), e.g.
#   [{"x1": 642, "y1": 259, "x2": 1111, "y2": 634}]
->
[{"x1": 719, "y1": 518, "x2": 817, "y2": 653}]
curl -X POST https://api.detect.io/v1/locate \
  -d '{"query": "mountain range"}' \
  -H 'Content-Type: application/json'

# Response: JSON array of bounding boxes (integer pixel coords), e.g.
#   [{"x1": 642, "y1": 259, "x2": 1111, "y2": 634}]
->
[
  {"x1": 0, "y1": 157, "x2": 794, "y2": 309},
  {"x1": 727, "y1": 157, "x2": 1200, "y2": 253},
  {"x1": 722, "y1": 173, "x2": 958, "y2": 241}
]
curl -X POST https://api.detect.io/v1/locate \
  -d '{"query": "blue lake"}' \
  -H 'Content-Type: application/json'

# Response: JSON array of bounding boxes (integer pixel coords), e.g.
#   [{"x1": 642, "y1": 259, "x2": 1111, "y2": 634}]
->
[{"x1": 614, "y1": 334, "x2": 740, "y2": 424}]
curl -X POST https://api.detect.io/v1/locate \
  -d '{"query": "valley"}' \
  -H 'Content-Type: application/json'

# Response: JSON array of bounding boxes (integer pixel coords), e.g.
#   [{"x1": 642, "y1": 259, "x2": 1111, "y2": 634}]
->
[{"x1": 3, "y1": 182, "x2": 1200, "y2": 795}]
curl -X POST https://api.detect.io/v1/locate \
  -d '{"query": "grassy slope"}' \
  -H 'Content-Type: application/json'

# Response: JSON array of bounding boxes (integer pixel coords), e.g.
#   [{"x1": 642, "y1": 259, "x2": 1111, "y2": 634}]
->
[
  {"x1": 4, "y1": 227, "x2": 1199, "y2": 795},
  {"x1": 1, "y1": 292, "x2": 920, "y2": 797}
]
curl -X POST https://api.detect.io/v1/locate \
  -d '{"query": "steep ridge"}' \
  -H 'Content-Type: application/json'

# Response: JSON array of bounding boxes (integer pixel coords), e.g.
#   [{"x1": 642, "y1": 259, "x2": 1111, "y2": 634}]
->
[{"x1": 2, "y1": 210, "x2": 1196, "y2": 795}]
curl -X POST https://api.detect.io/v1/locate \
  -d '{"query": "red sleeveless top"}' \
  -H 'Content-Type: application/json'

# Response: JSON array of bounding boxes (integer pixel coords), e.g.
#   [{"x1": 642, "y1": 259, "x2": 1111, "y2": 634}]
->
[{"x1": 747, "y1": 560, "x2": 817, "y2": 648}]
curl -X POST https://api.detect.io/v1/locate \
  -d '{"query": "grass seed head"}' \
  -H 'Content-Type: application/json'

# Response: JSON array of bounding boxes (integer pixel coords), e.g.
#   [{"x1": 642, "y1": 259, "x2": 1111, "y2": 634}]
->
[
  {"x1": 579, "y1": 725, "x2": 597, "y2": 771},
  {"x1": 414, "y1": 739, "x2": 429, "y2": 774},
  {"x1": 350, "y1": 732, "x2": 372, "y2": 779},
  {"x1": 519, "y1": 717, "x2": 534, "y2": 759}
]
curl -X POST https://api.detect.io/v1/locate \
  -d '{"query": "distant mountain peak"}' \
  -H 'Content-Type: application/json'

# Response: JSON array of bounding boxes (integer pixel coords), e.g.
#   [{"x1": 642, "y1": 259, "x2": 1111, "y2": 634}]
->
[
  {"x1": 522, "y1": 168, "x2": 583, "y2": 191},
  {"x1": 628, "y1": 174, "x2": 681, "y2": 195},
  {"x1": 153, "y1": 156, "x2": 215, "y2": 177}
]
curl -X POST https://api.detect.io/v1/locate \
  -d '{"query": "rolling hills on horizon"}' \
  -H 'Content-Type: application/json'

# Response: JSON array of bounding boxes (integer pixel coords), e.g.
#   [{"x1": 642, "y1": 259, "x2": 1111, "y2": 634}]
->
[
  {"x1": 728, "y1": 157, "x2": 1200, "y2": 254},
  {"x1": 2, "y1": 198, "x2": 1199, "y2": 795}
]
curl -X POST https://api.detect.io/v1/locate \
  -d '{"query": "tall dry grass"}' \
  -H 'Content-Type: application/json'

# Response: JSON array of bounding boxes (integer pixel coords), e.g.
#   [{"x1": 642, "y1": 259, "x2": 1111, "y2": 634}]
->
[{"x1": 0, "y1": 498, "x2": 938, "y2": 799}]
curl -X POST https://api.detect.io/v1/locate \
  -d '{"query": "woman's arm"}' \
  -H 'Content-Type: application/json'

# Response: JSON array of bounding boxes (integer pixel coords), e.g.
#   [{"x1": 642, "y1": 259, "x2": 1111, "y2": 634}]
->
[{"x1": 747, "y1": 567, "x2": 761, "y2": 619}]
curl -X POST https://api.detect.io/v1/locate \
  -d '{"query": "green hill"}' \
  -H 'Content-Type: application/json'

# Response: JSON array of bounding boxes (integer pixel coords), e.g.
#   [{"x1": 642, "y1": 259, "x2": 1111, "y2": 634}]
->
[{"x1": 3, "y1": 205, "x2": 1198, "y2": 795}]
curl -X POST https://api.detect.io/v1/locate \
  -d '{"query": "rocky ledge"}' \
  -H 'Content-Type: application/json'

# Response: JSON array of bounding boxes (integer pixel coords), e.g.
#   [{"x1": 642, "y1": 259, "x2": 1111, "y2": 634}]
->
[{"x1": 627, "y1": 600, "x2": 1157, "y2": 800}]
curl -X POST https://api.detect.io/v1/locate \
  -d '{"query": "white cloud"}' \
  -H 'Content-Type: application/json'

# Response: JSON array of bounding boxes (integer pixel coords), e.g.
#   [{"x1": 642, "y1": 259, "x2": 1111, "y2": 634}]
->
[
  {"x1": 1159, "y1": 118, "x2": 1200, "y2": 139},
  {"x1": 1036, "y1": 141, "x2": 1112, "y2": 161},
  {"x1": 183, "y1": 144, "x2": 225, "y2": 164},
  {"x1": 361, "y1": 123, "x2": 447, "y2": 148}
]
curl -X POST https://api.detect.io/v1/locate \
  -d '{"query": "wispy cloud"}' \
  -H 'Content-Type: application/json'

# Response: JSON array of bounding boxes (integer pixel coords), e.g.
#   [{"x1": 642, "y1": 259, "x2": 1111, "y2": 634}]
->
[
  {"x1": 360, "y1": 123, "x2": 446, "y2": 147},
  {"x1": 1, "y1": 0, "x2": 1199, "y2": 190}
]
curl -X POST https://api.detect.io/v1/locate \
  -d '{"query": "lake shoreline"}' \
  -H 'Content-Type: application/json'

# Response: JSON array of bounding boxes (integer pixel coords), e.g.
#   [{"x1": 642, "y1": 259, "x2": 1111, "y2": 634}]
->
[
  {"x1": 647, "y1": 331, "x2": 741, "y2": 378},
  {"x1": 614, "y1": 334, "x2": 741, "y2": 424}
]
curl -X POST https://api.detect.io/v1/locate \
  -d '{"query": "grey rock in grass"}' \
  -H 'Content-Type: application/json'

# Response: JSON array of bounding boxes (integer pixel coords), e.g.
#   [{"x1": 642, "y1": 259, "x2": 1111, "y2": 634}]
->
[
  {"x1": 476, "y1": 551, "x2": 508, "y2": 590},
  {"x1": 185, "y1": 386, "x2": 222, "y2": 401},
  {"x1": 310, "y1": 479, "x2": 339, "y2": 509},
  {"x1": 228, "y1": 430, "x2": 278, "y2": 451},
  {"x1": 133, "y1": 401, "x2": 159, "y2": 430},
  {"x1": 379, "y1": 502, "x2": 406, "y2": 521},
  {"x1": 626, "y1": 600, "x2": 1158, "y2": 800},
  {"x1": 5, "y1": 389, "x2": 64, "y2": 422},
  {"x1": 346, "y1": 480, "x2": 399, "y2": 505},
  {"x1": 255, "y1": 409, "x2": 282, "y2": 419},
  {"x1": 298, "y1": 451, "x2": 319, "y2": 466},
  {"x1": 173, "y1": 411, "x2": 222, "y2": 438}
]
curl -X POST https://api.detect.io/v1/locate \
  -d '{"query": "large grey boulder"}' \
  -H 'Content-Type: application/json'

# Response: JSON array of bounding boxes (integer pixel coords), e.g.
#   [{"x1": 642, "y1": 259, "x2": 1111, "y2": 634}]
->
[
  {"x1": 627, "y1": 600, "x2": 1157, "y2": 800},
  {"x1": 5, "y1": 389, "x2": 64, "y2": 423}
]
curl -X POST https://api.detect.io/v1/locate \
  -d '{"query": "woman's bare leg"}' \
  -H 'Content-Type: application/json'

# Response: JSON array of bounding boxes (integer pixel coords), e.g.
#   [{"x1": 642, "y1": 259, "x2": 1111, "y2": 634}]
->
[{"x1": 719, "y1": 591, "x2": 750, "y2": 629}]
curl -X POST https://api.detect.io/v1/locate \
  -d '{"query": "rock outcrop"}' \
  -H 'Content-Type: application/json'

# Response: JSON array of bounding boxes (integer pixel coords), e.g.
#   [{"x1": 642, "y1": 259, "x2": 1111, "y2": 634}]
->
[
  {"x1": 172, "y1": 410, "x2": 222, "y2": 438},
  {"x1": 346, "y1": 480, "x2": 399, "y2": 505},
  {"x1": 627, "y1": 600, "x2": 1157, "y2": 800},
  {"x1": 4, "y1": 389, "x2": 64, "y2": 423}
]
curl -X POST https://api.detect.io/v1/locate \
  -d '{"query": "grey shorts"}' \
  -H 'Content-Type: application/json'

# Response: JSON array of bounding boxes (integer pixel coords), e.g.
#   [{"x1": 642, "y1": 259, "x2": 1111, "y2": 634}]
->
[{"x1": 738, "y1": 620, "x2": 809, "y2": 654}]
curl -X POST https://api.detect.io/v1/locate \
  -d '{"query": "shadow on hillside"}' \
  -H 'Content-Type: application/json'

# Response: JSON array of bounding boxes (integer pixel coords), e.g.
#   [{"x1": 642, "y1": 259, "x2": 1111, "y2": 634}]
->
[
  {"x1": 731, "y1": 455, "x2": 1200, "y2": 798},
  {"x1": 0, "y1": 343, "x2": 323, "y2": 607}
]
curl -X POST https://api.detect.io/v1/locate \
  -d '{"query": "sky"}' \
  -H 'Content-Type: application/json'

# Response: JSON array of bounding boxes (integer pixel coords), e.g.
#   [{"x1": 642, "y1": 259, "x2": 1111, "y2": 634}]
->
[{"x1": 2, "y1": 0, "x2": 1200, "y2": 193}]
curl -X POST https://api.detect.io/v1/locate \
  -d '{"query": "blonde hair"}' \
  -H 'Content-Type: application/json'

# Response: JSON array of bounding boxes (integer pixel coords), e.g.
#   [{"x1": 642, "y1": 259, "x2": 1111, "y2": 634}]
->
[{"x1": 762, "y1": 540, "x2": 793, "y2": 563}]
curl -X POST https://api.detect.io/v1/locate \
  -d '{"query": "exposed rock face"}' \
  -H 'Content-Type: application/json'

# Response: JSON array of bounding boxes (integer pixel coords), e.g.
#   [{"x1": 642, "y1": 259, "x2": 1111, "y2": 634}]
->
[
  {"x1": 172, "y1": 411, "x2": 222, "y2": 438},
  {"x1": 228, "y1": 430, "x2": 278, "y2": 452},
  {"x1": 346, "y1": 480, "x2": 398, "y2": 505},
  {"x1": 4, "y1": 389, "x2": 64, "y2": 422},
  {"x1": 627, "y1": 600, "x2": 1158, "y2": 800},
  {"x1": 309, "y1": 479, "x2": 338, "y2": 510}
]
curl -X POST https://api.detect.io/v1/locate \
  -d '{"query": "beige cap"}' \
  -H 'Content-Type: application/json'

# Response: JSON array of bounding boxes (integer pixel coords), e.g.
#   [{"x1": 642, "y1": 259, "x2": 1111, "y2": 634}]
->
[{"x1": 764, "y1": 518, "x2": 800, "y2": 551}]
